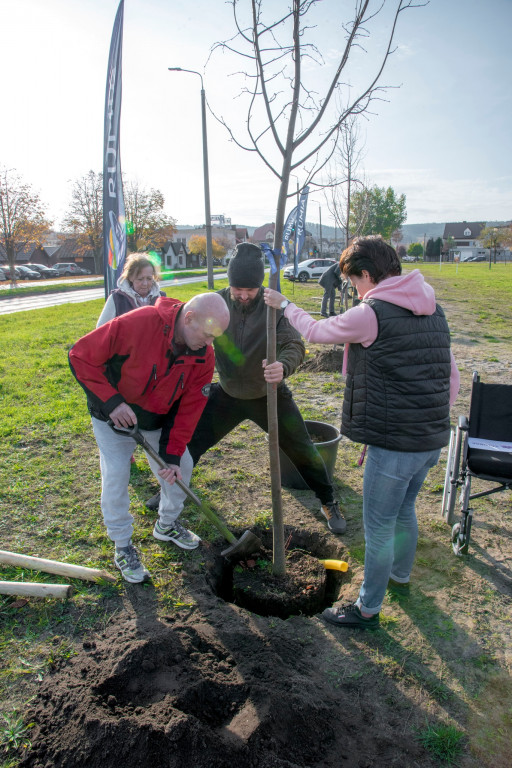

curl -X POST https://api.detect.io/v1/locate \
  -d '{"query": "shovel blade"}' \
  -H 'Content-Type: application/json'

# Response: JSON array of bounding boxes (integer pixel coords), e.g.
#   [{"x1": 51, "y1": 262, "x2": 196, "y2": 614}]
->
[{"x1": 221, "y1": 530, "x2": 262, "y2": 559}]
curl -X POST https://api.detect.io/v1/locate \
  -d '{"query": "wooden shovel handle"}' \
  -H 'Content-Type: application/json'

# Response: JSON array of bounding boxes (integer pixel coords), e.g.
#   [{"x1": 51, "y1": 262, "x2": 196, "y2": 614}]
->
[{"x1": 0, "y1": 550, "x2": 116, "y2": 583}]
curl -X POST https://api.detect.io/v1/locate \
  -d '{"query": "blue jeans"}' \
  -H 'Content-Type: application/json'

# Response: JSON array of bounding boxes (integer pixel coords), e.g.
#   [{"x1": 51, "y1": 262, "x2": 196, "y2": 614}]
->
[{"x1": 356, "y1": 445, "x2": 441, "y2": 615}]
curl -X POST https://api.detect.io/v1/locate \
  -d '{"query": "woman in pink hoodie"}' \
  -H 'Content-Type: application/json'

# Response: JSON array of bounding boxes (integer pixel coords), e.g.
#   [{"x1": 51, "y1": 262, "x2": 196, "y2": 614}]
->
[{"x1": 265, "y1": 235, "x2": 459, "y2": 630}]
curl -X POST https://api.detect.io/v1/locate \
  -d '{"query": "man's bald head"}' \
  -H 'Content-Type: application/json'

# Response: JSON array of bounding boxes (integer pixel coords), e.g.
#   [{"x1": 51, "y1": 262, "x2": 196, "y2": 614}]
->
[{"x1": 176, "y1": 293, "x2": 229, "y2": 351}]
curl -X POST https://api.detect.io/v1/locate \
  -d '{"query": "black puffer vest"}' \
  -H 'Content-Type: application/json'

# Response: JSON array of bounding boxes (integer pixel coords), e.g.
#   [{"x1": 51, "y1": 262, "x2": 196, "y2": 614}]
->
[{"x1": 341, "y1": 298, "x2": 452, "y2": 451}]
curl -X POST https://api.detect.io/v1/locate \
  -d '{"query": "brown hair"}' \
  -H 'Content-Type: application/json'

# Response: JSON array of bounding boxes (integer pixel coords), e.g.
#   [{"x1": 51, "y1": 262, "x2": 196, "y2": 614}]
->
[
  {"x1": 120, "y1": 252, "x2": 161, "y2": 283},
  {"x1": 339, "y1": 235, "x2": 401, "y2": 284}
]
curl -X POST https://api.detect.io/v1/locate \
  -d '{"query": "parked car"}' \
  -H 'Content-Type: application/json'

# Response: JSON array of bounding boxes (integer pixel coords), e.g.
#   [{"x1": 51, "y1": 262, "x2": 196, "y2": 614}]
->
[
  {"x1": 28, "y1": 263, "x2": 59, "y2": 278},
  {"x1": 283, "y1": 258, "x2": 337, "y2": 282},
  {"x1": 401, "y1": 255, "x2": 417, "y2": 263},
  {"x1": 0, "y1": 265, "x2": 38, "y2": 280},
  {"x1": 17, "y1": 265, "x2": 42, "y2": 280},
  {"x1": 465, "y1": 255, "x2": 487, "y2": 262},
  {"x1": 52, "y1": 262, "x2": 87, "y2": 276}
]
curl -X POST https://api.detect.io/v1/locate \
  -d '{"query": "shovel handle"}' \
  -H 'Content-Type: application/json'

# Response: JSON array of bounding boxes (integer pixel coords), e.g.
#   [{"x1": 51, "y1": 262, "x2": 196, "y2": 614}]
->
[{"x1": 107, "y1": 421, "x2": 236, "y2": 544}]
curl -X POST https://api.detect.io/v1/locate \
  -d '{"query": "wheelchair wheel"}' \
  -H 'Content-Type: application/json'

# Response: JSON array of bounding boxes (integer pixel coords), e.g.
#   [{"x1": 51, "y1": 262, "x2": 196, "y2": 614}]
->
[
  {"x1": 441, "y1": 430, "x2": 455, "y2": 522},
  {"x1": 442, "y1": 428, "x2": 464, "y2": 525},
  {"x1": 451, "y1": 517, "x2": 472, "y2": 556}
]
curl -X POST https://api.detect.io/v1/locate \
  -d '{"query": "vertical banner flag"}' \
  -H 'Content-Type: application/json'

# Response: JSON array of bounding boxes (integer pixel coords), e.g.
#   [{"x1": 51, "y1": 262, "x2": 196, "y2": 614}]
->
[
  {"x1": 103, "y1": 0, "x2": 126, "y2": 299},
  {"x1": 282, "y1": 186, "x2": 309, "y2": 277},
  {"x1": 282, "y1": 205, "x2": 297, "y2": 263},
  {"x1": 294, "y1": 185, "x2": 309, "y2": 275}
]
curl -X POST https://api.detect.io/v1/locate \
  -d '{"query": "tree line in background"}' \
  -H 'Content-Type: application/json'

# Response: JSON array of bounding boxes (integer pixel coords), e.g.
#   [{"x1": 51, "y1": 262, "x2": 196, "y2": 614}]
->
[
  {"x1": 0, "y1": 166, "x2": 177, "y2": 279},
  {"x1": 1, "y1": 159, "x2": 411, "y2": 285},
  {"x1": 3, "y1": 161, "x2": 511, "y2": 284}
]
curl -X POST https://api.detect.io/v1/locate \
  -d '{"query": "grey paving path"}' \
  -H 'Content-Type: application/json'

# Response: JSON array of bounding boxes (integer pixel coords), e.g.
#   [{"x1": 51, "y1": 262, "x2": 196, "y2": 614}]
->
[{"x1": 0, "y1": 274, "x2": 227, "y2": 315}]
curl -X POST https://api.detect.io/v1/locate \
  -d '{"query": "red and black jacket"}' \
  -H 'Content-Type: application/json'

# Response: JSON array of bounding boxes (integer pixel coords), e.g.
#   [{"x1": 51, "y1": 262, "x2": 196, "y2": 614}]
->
[{"x1": 69, "y1": 297, "x2": 214, "y2": 465}]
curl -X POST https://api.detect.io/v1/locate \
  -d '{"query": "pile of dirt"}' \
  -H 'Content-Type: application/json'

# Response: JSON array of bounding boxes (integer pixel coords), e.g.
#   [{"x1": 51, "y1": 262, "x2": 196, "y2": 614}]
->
[
  {"x1": 20, "y1": 537, "x2": 435, "y2": 768},
  {"x1": 298, "y1": 347, "x2": 344, "y2": 373}
]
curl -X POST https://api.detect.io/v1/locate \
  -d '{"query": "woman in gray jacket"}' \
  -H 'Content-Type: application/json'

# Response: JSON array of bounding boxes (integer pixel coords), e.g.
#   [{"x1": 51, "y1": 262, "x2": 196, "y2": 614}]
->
[{"x1": 97, "y1": 252, "x2": 165, "y2": 327}]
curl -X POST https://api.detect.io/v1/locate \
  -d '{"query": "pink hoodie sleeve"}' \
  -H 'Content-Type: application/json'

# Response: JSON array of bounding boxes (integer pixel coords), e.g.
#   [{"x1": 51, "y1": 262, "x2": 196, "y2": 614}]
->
[{"x1": 284, "y1": 302, "x2": 378, "y2": 345}]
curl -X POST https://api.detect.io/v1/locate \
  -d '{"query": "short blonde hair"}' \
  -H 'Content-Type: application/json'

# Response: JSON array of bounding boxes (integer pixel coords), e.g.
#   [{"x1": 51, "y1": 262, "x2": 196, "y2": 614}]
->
[{"x1": 121, "y1": 252, "x2": 161, "y2": 283}]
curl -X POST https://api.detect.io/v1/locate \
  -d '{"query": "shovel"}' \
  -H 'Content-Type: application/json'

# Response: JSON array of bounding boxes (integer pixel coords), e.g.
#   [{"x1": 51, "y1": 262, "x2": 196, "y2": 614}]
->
[{"x1": 107, "y1": 421, "x2": 262, "y2": 559}]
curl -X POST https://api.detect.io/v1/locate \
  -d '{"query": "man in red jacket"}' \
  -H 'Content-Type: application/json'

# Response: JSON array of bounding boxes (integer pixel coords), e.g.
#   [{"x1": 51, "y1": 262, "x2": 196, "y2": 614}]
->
[{"x1": 69, "y1": 292, "x2": 229, "y2": 583}]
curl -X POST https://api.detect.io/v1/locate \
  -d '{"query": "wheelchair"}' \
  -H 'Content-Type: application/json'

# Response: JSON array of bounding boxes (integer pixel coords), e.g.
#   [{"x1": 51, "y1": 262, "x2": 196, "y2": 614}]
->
[{"x1": 442, "y1": 371, "x2": 512, "y2": 555}]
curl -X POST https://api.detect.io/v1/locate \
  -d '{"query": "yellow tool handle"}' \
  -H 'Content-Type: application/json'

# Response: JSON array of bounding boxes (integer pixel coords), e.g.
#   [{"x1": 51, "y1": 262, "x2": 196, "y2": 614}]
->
[{"x1": 320, "y1": 559, "x2": 349, "y2": 572}]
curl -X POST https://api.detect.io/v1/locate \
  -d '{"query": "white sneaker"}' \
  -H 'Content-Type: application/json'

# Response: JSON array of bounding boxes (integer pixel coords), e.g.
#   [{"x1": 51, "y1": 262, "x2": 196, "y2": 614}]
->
[
  {"x1": 114, "y1": 544, "x2": 151, "y2": 583},
  {"x1": 153, "y1": 520, "x2": 201, "y2": 550}
]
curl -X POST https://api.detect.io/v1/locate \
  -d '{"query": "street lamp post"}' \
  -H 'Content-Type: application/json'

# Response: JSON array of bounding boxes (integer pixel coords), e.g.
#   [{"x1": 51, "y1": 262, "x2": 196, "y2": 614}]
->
[
  {"x1": 290, "y1": 175, "x2": 300, "y2": 270},
  {"x1": 319, "y1": 204, "x2": 323, "y2": 257},
  {"x1": 168, "y1": 67, "x2": 213, "y2": 289}
]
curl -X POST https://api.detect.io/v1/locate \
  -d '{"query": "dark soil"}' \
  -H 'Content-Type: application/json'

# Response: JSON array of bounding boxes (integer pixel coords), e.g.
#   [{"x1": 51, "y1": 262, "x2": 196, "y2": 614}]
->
[
  {"x1": 232, "y1": 548, "x2": 327, "y2": 618},
  {"x1": 298, "y1": 347, "x2": 344, "y2": 373},
  {"x1": 20, "y1": 531, "x2": 433, "y2": 768}
]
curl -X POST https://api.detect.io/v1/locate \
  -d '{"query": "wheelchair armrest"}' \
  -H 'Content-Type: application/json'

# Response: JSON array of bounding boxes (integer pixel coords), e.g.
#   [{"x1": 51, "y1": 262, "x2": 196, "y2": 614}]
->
[{"x1": 458, "y1": 415, "x2": 469, "y2": 430}]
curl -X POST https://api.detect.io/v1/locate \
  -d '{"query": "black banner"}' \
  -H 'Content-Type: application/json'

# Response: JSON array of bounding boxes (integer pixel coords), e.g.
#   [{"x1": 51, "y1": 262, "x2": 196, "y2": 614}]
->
[{"x1": 103, "y1": 0, "x2": 126, "y2": 299}]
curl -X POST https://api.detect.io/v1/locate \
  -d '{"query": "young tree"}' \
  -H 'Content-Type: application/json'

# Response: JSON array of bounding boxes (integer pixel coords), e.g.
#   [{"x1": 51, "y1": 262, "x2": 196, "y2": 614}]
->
[
  {"x1": 350, "y1": 185, "x2": 407, "y2": 241},
  {"x1": 407, "y1": 242, "x2": 423, "y2": 259},
  {"x1": 397, "y1": 244, "x2": 407, "y2": 260},
  {"x1": 425, "y1": 237, "x2": 434, "y2": 260},
  {"x1": 391, "y1": 228, "x2": 403, "y2": 249},
  {"x1": 188, "y1": 235, "x2": 226, "y2": 265},
  {"x1": 479, "y1": 225, "x2": 512, "y2": 265},
  {"x1": 324, "y1": 116, "x2": 367, "y2": 248},
  {"x1": 434, "y1": 237, "x2": 443, "y2": 257},
  {"x1": 124, "y1": 180, "x2": 176, "y2": 253},
  {"x1": 63, "y1": 171, "x2": 104, "y2": 274},
  {"x1": 0, "y1": 166, "x2": 51, "y2": 286},
  {"x1": 443, "y1": 235, "x2": 456, "y2": 258},
  {"x1": 211, "y1": 0, "x2": 423, "y2": 575}
]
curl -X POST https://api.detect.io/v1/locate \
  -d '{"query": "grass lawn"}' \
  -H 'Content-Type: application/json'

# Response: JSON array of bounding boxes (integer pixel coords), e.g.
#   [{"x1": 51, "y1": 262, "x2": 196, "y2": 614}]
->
[{"x1": 0, "y1": 263, "x2": 511, "y2": 767}]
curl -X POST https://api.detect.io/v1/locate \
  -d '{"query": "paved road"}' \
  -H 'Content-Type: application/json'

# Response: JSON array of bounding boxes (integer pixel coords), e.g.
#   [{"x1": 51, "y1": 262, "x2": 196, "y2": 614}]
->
[{"x1": 0, "y1": 274, "x2": 227, "y2": 315}]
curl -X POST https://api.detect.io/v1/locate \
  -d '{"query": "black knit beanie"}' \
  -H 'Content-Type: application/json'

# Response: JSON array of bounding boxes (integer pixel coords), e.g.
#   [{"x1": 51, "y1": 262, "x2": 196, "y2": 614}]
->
[{"x1": 227, "y1": 243, "x2": 264, "y2": 288}]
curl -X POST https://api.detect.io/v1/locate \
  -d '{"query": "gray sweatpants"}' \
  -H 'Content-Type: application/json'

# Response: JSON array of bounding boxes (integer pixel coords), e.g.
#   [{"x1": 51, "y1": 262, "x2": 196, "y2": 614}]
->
[{"x1": 91, "y1": 418, "x2": 193, "y2": 548}]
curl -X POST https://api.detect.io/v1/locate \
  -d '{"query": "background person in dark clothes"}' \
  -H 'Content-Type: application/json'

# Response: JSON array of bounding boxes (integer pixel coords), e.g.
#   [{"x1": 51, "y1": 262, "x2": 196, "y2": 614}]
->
[{"x1": 319, "y1": 261, "x2": 343, "y2": 317}]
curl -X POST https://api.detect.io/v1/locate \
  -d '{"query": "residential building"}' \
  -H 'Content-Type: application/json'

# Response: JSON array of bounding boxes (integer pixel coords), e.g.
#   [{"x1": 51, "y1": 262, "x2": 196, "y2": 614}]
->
[
  {"x1": 161, "y1": 240, "x2": 200, "y2": 270},
  {"x1": 0, "y1": 242, "x2": 53, "y2": 267},
  {"x1": 50, "y1": 237, "x2": 96, "y2": 273}
]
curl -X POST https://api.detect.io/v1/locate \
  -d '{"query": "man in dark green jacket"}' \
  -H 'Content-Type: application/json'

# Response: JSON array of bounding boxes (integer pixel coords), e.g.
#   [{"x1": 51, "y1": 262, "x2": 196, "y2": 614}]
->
[{"x1": 147, "y1": 242, "x2": 346, "y2": 534}]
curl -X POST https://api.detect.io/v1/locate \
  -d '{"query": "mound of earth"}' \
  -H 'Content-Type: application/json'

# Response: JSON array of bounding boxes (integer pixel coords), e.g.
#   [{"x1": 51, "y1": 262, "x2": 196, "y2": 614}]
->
[
  {"x1": 20, "y1": 535, "x2": 435, "y2": 768},
  {"x1": 298, "y1": 347, "x2": 344, "y2": 373}
]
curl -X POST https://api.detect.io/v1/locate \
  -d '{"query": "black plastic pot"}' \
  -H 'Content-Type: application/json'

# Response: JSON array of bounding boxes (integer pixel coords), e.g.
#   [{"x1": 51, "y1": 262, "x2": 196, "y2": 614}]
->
[{"x1": 279, "y1": 419, "x2": 342, "y2": 490}]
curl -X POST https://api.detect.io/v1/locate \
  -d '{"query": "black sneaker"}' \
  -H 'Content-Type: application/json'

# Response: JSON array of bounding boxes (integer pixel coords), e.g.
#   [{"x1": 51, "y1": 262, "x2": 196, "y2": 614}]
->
[
  {"x1": 322, "y1": 602, "x2": 379, "y2": 630},
  {"x1": 145, "y1": 491, "x2": 161, "y2": 511},
  {"x1": 320, "y1": 501, "x2": 347, "y2": 534},
  {"x1": 114, "y1": 544, "x2": 151, "y2": 584},
  {"x1": 387, "y1": 577, "x2": 410, "y2": 596}
]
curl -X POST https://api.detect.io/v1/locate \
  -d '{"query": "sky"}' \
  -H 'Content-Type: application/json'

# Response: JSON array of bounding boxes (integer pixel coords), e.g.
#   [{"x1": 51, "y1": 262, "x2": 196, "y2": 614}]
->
[{"x1": 1, "y1": 0, "x2": 511, "y2": 231}]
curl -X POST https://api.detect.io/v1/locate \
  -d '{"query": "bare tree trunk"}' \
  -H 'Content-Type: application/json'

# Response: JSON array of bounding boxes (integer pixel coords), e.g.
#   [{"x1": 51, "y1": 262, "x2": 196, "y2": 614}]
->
[
  {"x1": 267, "y1": 178, "x2": 291, "y2": 576},
  {"x1": 211, "y1": 0, "x2": 421, "y2": 577}
]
